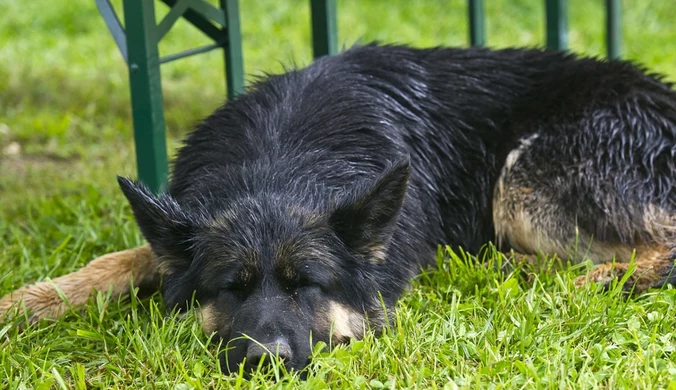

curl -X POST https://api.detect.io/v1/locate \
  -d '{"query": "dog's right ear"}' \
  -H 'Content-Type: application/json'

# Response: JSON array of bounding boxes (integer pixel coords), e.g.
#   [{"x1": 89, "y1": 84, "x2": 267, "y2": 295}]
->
[
  {"x1": 117, "y1": 177, "x2": 194, "y2": 264},
  {"x1": 329, "y1": 159, "x2": 410, "y2": 261}
]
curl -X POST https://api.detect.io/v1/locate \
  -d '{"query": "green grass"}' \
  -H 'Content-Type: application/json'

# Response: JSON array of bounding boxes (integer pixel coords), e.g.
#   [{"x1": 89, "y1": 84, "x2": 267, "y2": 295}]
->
[{"x1": 1, "y1": 0, "x2": 676, "y2": 388}]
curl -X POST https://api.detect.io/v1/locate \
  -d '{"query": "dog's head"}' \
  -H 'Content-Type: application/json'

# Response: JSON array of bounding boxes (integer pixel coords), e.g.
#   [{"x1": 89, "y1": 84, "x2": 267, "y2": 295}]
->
[{"x1": 117, "y1": 160, "x2": 410, "y2": 373}]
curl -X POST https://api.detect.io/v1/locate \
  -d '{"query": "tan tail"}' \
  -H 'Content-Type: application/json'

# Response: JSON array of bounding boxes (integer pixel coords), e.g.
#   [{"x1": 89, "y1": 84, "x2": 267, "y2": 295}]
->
[{"x1": 0, "y1": 244, "x2": 159, "y2": 323}]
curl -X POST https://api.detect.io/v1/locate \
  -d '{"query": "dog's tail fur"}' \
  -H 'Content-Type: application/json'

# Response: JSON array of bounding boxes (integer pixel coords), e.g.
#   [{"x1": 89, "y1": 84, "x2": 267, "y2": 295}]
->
[{"x1": 0, "y1": 245, "x2": 159, "y2": 323}]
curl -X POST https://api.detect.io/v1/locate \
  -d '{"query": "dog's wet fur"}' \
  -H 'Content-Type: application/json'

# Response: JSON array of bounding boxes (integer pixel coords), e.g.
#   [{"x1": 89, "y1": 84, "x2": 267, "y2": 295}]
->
[{"x1": 2, "y1": 44, "x2": 675, "y2": 374}]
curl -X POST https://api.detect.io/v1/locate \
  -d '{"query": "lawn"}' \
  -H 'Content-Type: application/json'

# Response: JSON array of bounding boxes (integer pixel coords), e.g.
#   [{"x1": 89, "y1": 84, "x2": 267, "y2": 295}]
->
[{"x1": 1, "y1": 0, "x2": 676, "y2": 388}]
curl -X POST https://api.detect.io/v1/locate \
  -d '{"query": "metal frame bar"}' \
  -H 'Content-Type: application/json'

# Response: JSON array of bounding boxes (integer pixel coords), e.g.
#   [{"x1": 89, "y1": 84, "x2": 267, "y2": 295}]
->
[
  {"x1": 156, "y1": 0, "x2": 192, "y2": 42},
  {"x1": 189, "y1": 0, "x2": 226, "y2": 28},
  {"x1": 95, "y1": 0, "x2": 128, "y2": 62},
  {"x1": 222, "y1": 0, "x2": 245, "y2": 98},
  {"x1": 468, "y1": 0, "x2": 485, "y2": 47},
  {"x1": 96, "y1": 0, "x2": 249, "y2": 191},
  {"x1": 160, "y1": 43, "x2": 222, "y2": 64},
  {"x1": 545, "y1": 0, "x2": 568, "y2": 51},
  {"x1": 160, "y1": 0, "x2": 225, "y2": 43},
  {"x1": 122, "y1": 0, "x2": 169, "y2": 193},
  {"x1": 605, "y1": 0, "x2": 622, "y2": 59},
  {"x1": 310, "y1": 0, "x2": 338, "y2": 58}
]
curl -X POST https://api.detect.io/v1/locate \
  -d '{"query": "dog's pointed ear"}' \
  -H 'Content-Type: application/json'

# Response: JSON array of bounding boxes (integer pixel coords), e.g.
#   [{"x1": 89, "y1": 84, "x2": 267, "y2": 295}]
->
[
  {"x1": 117, "y1": 176, "x2": 194, "y2": 263},
  {"x1": 329, "y1": 159, "x2": 410, "y2": 261}
]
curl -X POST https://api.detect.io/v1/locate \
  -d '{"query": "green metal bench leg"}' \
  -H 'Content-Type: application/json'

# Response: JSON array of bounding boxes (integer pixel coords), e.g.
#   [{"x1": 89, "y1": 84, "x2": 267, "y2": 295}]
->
[
  {"x1": 545, "y1": 0, "x2": 568, "y2": 51},
  {"x1": 310, "y1": 0, "x2": 338, "y2": 58},
  {"x1": 605, "y1": 0, "x2": 622, "y2": 59},
  {"x1": 468, "y1": 0, "x2": 485, "y2": 47},
  {"x1": 221, "y1": 0, "x2": 245, "y2": 98},
  {"x1": 123, "y1": 0, "x2": 169, "y2": 193}
]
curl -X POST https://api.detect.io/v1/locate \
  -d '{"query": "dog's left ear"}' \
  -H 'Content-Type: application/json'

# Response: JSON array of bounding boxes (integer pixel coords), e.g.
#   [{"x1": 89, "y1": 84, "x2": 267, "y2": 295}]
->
[
  {"x1": 117, "y1": 177, "x2": 194, "y2": 265},
  {"x1": 329, "y1": 159, "x2": 410, "y2": 261}
]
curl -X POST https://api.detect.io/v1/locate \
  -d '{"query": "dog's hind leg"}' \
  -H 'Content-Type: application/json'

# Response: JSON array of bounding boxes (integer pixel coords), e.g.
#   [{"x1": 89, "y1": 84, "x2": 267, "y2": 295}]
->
[
  {"x1": 572, "y1": 244, "x2": 676, "y2": 291},
  {"x1": 0, "y1": 244, "x2": 159, "y2": 323},
  {"x1": 493, "y1": 119, "x2": 676, "y2": 292}
]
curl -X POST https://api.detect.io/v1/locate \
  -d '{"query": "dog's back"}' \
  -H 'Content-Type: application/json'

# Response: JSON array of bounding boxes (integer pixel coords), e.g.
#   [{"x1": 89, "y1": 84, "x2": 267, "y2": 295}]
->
[{"x1": 170, "y1": 43, "x2": 676, "y2": 264}]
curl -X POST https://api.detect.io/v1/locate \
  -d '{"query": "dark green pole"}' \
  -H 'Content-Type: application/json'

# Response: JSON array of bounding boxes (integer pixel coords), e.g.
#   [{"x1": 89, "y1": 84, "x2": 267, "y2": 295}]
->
[
  {"x1": 310, "y1": 0, "x2": 338, "y2": 58},
  {"x1": 221, "y1": 0, "x2": 245, "y2": 98},
  {"x1": 605, "y1": 0, "x2": 622, "y2": 59},
  {"x1": 468, "y1": 0, "x2": 485, "y2": 47},
  {"x1": 123, "y1": 0, "x2": 168, "y2": 193},
  {"x1": 545, "y1": 0, "x2": 568, "y2": 51}
]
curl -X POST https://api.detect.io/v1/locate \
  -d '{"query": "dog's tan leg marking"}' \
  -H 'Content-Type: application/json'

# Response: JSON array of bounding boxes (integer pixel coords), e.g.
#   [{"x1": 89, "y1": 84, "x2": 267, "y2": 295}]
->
[
  {"x1": 0, "y1": 244, "x2": 159, "y2": 322},
  {"x1": 574, "y1": 245, "x2": 675, "y2": 292},
  {"x1": 574, "y1": 206, "x2": 676, "y2": 292}
]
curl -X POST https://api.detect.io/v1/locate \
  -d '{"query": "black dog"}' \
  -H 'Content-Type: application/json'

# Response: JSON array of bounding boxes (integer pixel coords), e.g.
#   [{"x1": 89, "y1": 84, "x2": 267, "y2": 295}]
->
[{"x1": 2, "y1": 43, "x2": 675, "y2": 374}]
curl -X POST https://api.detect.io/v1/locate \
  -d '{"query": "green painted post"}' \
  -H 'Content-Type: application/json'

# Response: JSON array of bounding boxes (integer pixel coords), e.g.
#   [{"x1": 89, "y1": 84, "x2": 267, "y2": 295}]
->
[
  {"x1": 123, "y1": 0, "x2": 168, "y2": 193},
  {"x1": 468, "y1": 0, "x2": 485, "y2": 47},
  {"x1": 545, "y1": 0, "x2": 568, "y2": 51},
  {"x1": 221, "y1": 0, "x2": 245, "y2": 98},
  {"x1": 310, "y1": 0, "x2": 338, "y2": 58},
  {"x1": 606, "y1": 0, "x2": 622, "y2": 59}
]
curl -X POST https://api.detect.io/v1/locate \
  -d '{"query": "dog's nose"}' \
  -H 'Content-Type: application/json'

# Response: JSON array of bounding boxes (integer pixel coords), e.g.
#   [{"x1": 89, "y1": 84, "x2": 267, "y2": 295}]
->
[{"x1": 245, "y1": 338, "x2": 293, "y2": 369}]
